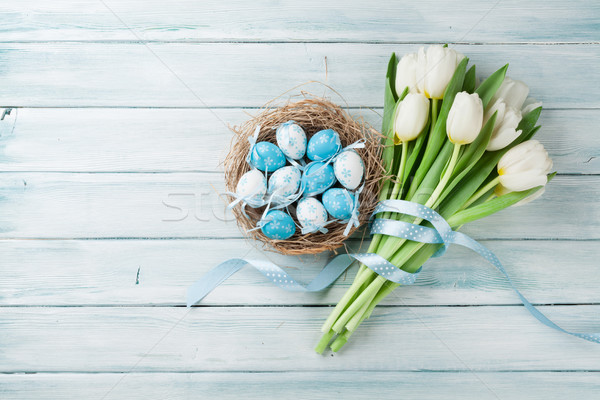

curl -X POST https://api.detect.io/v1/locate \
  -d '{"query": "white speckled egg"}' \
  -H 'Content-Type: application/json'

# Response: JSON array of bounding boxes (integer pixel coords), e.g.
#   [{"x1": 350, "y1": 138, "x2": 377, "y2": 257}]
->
[
  {"x1": 261, "y1": 210, "x2": 296, "y2": 240},
  {"x1": 301, "y1": 162, "x2": 336, "y2": 197},
  {"x1": 322, "y1": 188, "x2": 355, "y2": 220},
  {"x1": 276, "y1": 121, "x2": 307, "y2": 160},
  {"x1": 296, "y1": 197, "x2": 328, "y2": 233},
  {"x1": 333, "y1": 150, "x2": 364, "y2": 190},
  {"x1": 249, "y1": 141, "x2": 286, "y2": 172},
  {"x1": 267, "y1": 166, "x2": 301, "y2": 201},
  {"x1": 306, "y1": 129, "x2": 341, "y2": 161},
  {"x1": 235, "y1": 169, "x2": 267, "y2": 206}
]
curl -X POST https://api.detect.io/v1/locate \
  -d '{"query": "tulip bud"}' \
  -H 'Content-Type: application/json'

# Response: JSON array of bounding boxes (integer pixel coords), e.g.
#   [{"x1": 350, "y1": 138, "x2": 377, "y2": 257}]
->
[
  {"x1": 393, "y1": 93, "x2": 430, "y2": 143},
  {"x1": 497, "y1": 140, "x2": 553, "y2": 193},
  {"x1": 484, "y1": 98, "x2": 523, "y2": 151},
  {"x1": 416, "y1": 45, "x2": 465, "y2": 99},
  {"x1": 395, "y1": 53, "x2": 418, "y2": 94},
  {"x1": 446, "y1": 92, "x2": 483, "y2": 144},
  {"x1": 492, "y1": 77, "x2": 529, "y2": 110}
]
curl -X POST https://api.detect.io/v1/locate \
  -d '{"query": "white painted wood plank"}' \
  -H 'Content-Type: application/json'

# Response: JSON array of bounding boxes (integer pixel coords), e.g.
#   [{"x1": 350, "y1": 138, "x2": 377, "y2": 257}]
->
[
  {"x1": 1, "y1": 0, "x2": 598, "y2": 43},
  {"x1": 1, "y1": 239, "x2": 599, "y2": 306},
  {"x1": 0, "y1": 108, "x2": 597, "y2": 174},
  {"x1": 0, "y1": 173, "x2": 595, "y2": 239},
  {"x1": 1, "y1": 372, "x2": 599, "y2": 400},
  {"x1": 0, "y1": 43, "x2": 597, "y2": 108},
  {"x1": 2, "y1": 306, "x2": 599, "y2": 372}
]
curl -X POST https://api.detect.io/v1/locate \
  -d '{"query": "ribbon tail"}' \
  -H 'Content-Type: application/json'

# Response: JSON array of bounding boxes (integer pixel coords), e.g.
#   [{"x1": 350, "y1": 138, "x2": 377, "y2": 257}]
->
[
  {"x1": 187, "y1": 254, "x2": 358, "y2": 307},
  {"x1": 452, "y1": 231, "x2": 600, "y2": 344},
  {"x1": 187, "y1": 259, "x2": 248, "y2": 307}
]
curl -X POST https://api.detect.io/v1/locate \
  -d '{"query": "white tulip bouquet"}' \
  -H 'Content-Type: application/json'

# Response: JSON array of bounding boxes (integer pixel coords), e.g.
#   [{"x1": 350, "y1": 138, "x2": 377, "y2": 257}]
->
[{"x1": 316, "y1": 45, "x2": 554, "y2": 353}]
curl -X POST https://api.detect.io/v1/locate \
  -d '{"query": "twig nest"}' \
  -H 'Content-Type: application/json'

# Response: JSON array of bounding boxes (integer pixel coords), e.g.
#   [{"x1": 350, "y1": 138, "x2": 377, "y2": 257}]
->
[{"x1": 224, "y1": 97, "x2": 384, "y2": 255}]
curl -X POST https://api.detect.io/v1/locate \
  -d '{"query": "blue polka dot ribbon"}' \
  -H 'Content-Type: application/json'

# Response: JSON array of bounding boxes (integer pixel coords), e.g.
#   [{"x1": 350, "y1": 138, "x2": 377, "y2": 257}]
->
[{"x1": 187, "y1": 199, "x2": 600, "y2": 344}]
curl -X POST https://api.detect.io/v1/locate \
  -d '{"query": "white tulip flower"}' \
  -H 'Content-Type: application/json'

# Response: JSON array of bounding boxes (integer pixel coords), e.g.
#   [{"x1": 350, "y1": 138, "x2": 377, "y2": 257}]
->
[
  {"x1": 416, "y1": 45, "x2": 465, "y2": 99},
  {"x1": 446, "y1": 92, "x2": 483, "y2": 144},
  {"x1": 497, "y1": 140, "x2": 553, "y2": 193},
  {"x1": 393, "y1": 93, "x2": 430, "y2": 143},
  {"x1": 395, "y1": 53, "x2": 418, "y2": 94},
  {"x1": 492, "y1": 77, "x2": 529, "y2": 110},
  {"x1": 484, "y1": 98, "x2": 523, "y2": 151}
]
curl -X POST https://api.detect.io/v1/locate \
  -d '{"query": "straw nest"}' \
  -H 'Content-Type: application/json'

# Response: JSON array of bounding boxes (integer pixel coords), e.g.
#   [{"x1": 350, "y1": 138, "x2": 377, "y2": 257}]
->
[{"x1": 224, "y1": 97, "x2": 384, "y2": 255}]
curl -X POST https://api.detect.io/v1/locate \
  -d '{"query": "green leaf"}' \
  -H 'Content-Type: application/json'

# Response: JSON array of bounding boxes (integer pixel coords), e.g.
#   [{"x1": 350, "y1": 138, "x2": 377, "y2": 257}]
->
[
  {"x1": 438, "y1": 106, "x2": 545, "y2": 217},
  {"x1": 434, "y1": 113, "x2": 497, "y2": 208},
  {"x1": 401, "y1": 118, "x2": 430, "y2": 186},
  {"x1": 381, "y1": 53, "x2": 399, "y2": 140},
  {"x1": 387, "y1": 52, "x2": 399, "y2": 101},
  {"x1": 462, "y1": 65, "x2": 476, "y2": 93},
  {"x1": 447, "y1": 173, "x2": 556, "y2": 226},
  {"x1": 438, "y1": 152, "x2": 501, "y2": 217},
  {"x1": 475, "y1": 64, "x2": 508, "y2": 108},
  {"x1": 379, "y1": 54, "x2": 401, "y2": 201},
  {"x1": 405, "y1": 57, "x2": 469, "y2": 200},
  {"x1": 517, "y1": 106, "x2": 542, "y2": 137},
  {"x1": 410, "y1": 139, "x2": 454, "y2": 205},
  {"x1": 524, "y1": 125, "x2": 541, "y2": 141}
]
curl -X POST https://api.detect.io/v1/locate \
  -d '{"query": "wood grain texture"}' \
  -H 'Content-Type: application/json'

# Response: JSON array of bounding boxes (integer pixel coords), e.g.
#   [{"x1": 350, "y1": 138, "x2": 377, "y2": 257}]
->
[
  {"x1": 0, "y1": 0, "x2": 598, "y2": 393},
  {"x1": 1, "y1": 372, "x2": 599, "y2": 400},
  {"x1": 0, "y1": 43, "x2": 598, "y2": 108},
  {"x1": 0, "y1": 173, "x2": 596, "y2": 239},
  {"x1": 1, "y1": 108, "x2": 598, "y2": 174},
  {"x1": 1, "y1": 239, "x2": 599, "y2": 306},
  {"x1": 2, "y1": 306, "x2": 600, "y2": 372},
  {"x1": 1, "y1": 0, "x2": 598, "y2": 43}
]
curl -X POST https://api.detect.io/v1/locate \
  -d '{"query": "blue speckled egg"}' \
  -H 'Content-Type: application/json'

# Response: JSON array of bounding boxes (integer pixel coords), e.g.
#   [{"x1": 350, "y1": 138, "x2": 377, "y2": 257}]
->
[
  {"x1": 261, "y1": 210, "x2": 296, "y2": 240},
  {"x1": 306, "y1": 129, "x2": 341, "y2": 161},
  {"x1": 333, "y1": 150, "x2": 364, "y2": 190},
  {"x1": 235, "y1": 169, "x2": 267, "y2": 206},
  {"x1": 296, "y1": 197, "x2": 328, "y2": 233},
  {"x1": 322, "y1": 188, "x2": 355, "y2": 220},
  {"x1": 249, "y1": 141, "x2": 286, "y2": 172},
  {"x1": 276, "y1": 121, "x2": 307, "y2": 160},
  {"x1": 268, "y1": 166, "x2": 301, "y2": 202},
  {"x1": 301, "y1": 162, "x2": 336, "y2": 197}
]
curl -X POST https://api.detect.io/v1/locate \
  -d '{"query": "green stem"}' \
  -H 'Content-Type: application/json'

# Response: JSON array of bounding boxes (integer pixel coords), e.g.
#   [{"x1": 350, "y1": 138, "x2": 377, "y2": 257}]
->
[
  {"x1": 431, "y1": 99, "x2": 439, "y2": 131},
  {"x1": 427, "y1": 143, "x2": 462, "y2": 209},
  {"x1": 386, "y1": 141, "x2": 408, "y2": 208},
  {"x1": 321, "y1": 141, "x2": 412, "y2": 333},
  {"x1": 332, "y1": 143, "x2": 463, "y2": 333},
  {"x1": 460, "y1": 176, "x2": 500, "y2": 211},
  {"x1": 336, "y1": 183, "x2": 508, "y2": 342},
  {"x1": 345, "y1": 288, "x2": 377, "y2": 332},
  {"x1": 320, "y1": 268, "x2": 371, "y2": 333},
  {"x1": 332, "y1": 276, "x2": 386, "y2": 333},
  {"x1": 330, "y1": 330, "x2": 351, "y2": 352},
  {"x1": 315, "y1": 329, "x2": 336, "y2": 354}
]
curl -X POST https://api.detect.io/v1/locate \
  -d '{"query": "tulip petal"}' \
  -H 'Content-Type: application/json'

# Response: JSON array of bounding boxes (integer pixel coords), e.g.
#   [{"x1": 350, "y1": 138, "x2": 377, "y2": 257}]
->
[
  {"x1": 514, "y1": 187, "x2": 545, "y2": 206},
  {"x1": 499, "y1": 170, "x2": 548, "y2": 192}
]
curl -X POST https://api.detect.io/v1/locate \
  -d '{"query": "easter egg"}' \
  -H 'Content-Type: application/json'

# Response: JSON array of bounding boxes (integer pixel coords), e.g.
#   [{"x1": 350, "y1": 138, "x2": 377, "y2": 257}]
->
[
  {"x1": 333, "y1": 150, "x2": 364, "y2": 190},
  {"x1": 276, "y1": 121, "x2": 307, "y2": 160},
  {"x1": 261, "y1": 210, "x2": 296, "y2": 240},
  {"x1": 306, "y1": 129, "x2": 341, "y2": 161},
  {"x1": 249, "y1": 141, "x2": 286, "y2": 172},
  {"x1": 322, "y1": 188, "x2": 355, "y2": 220},
  {"x1": 301, "y1": 162, "x2": 336, "y2": 197},
  {"x1": 296, "y1": 197, "x2": 328, "y2": 233},
  {"x1": 235, "y1": 169, "x2": 267, "y2": 206},
  {"x1": 267, "y1": 166, "x2": 301, "y2": 202}
]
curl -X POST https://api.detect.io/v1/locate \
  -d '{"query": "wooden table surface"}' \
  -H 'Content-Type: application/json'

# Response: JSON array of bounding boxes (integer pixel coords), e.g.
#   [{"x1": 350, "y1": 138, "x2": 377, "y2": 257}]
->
[{"x1": 1, "y1": 1, "x2": 599, "y2": 398}]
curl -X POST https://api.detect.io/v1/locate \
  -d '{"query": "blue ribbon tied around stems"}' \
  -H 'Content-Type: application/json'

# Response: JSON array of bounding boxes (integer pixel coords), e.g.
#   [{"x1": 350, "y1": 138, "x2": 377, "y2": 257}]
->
[{"x1": 187, "y1": 199, "x2": 600, "y2": 344}]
